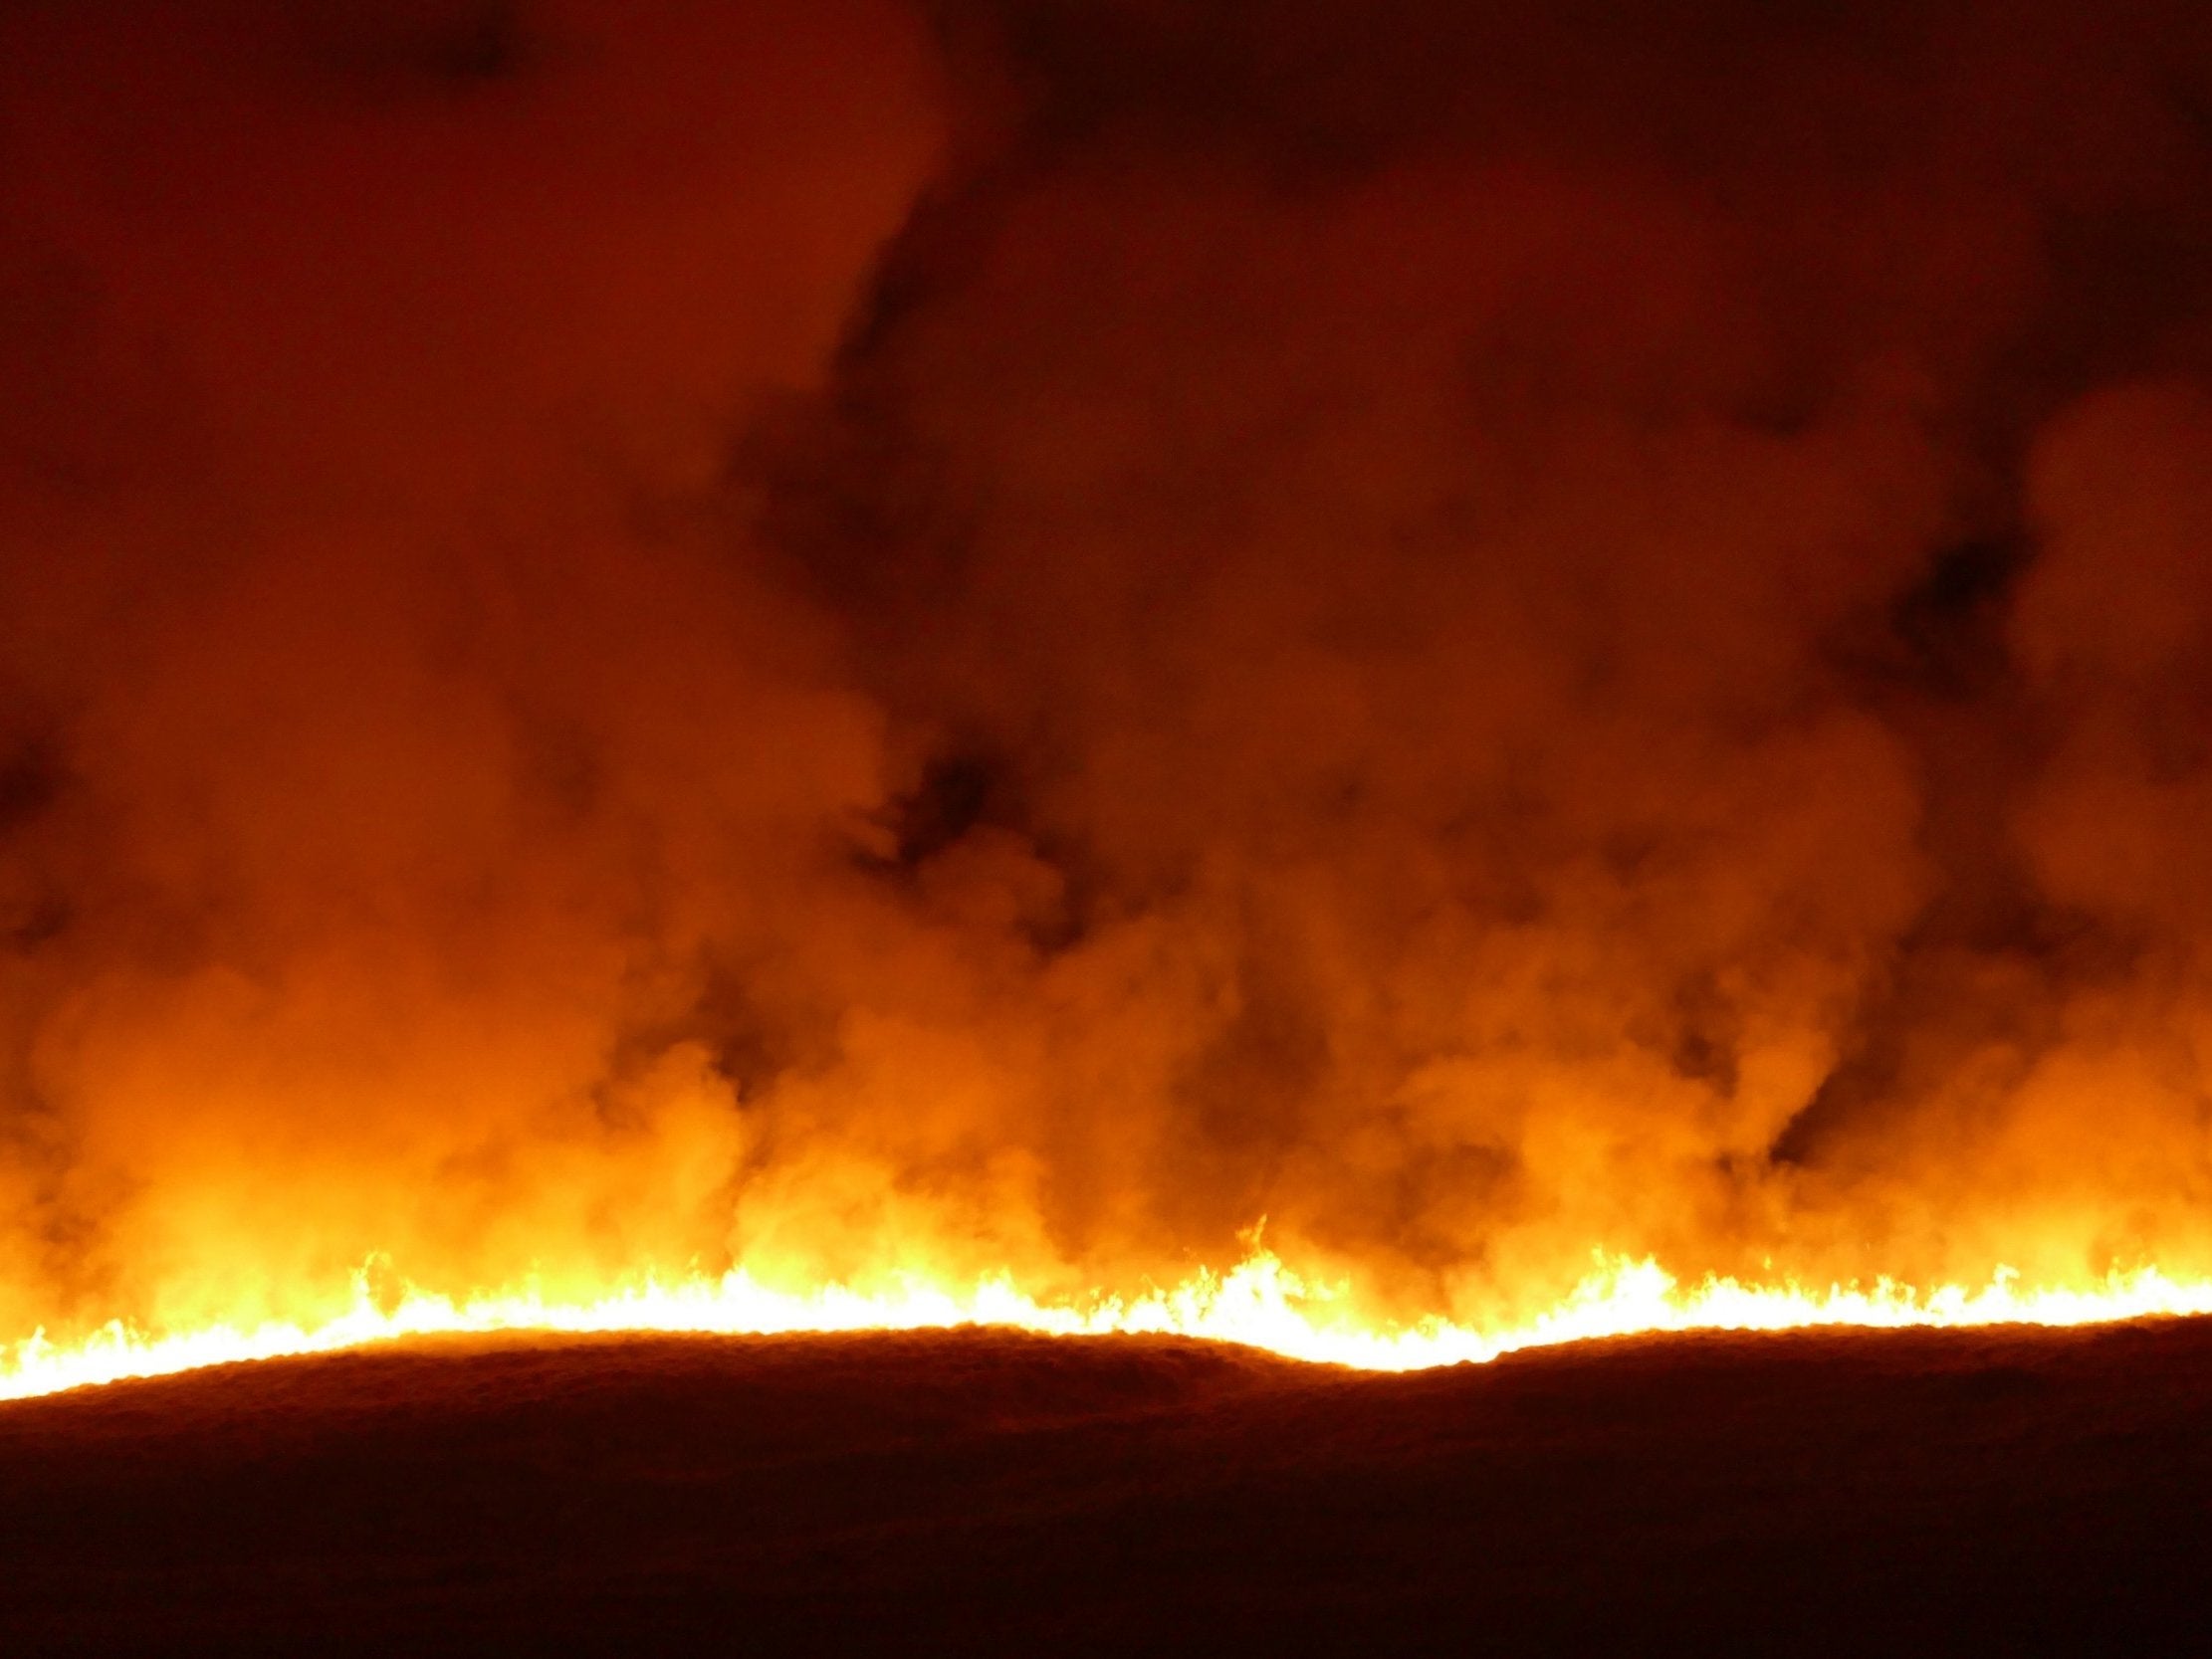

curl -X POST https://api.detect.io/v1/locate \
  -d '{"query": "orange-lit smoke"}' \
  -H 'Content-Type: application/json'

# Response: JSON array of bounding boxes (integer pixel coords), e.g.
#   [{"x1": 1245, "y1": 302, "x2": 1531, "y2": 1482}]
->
[{"x1": 6, "y1": 0, "x2": 2212, "y2": 1361}]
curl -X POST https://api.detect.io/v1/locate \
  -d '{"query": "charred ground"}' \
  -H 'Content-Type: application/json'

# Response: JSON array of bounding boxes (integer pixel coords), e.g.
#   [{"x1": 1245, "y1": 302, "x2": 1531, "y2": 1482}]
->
[{"x1": 2, "y1": 1321, "x2": 2207, "y2": 1654}]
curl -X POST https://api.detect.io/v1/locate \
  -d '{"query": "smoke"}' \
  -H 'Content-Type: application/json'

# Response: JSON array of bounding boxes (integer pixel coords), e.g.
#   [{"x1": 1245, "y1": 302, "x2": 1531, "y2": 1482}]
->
[
  {"x1": 6, "y1": 0, "x2": 2212, "y2": 1342},
  {"x1": 0, "y1": 0, "x2": 947, "y2": 1336}
]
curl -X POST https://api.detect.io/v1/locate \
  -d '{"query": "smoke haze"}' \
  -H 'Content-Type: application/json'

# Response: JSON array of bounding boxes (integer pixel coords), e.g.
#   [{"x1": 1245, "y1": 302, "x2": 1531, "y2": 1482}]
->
[{"x1": 6, "y1": 0, "x2": 2212, "y2": 1342}]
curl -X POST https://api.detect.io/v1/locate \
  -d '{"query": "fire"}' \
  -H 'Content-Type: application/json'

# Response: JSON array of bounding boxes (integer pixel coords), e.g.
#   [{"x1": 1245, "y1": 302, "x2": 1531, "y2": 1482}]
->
[
  {"x1": 13, "y1": 3, "x2": 2212, "y2": 1432},
  {"x1": 8, "y1": 1250, "x2": 2210, "y2": 1404}
]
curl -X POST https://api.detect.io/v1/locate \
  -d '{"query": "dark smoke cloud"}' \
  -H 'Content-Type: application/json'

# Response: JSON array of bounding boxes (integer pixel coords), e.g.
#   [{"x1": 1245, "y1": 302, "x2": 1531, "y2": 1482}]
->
[{"x1": 5, "y1": 0, "x2": 2212, "y2": 1341}]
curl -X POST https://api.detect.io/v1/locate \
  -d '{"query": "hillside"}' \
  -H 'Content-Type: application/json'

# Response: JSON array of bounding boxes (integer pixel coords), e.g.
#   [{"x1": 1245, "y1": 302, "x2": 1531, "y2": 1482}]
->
[{"x1": 3, "y1": 1320, "x2": 2208, "y2": 1652}]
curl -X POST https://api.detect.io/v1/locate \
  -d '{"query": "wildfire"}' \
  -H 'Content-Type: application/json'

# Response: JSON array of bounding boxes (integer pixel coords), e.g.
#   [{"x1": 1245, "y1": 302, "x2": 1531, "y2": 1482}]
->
[{"x1": 7, "y1": 1250, "x2": 2210, "y2": 1404}]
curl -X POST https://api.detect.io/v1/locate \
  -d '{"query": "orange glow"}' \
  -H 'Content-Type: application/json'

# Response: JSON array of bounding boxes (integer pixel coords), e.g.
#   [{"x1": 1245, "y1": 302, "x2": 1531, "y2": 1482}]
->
[
  {"x1": 9, "y1": 1251, "x2": 2211, "y2": 1403},
  {"x1": 12, "y1": 4, "x2": 2212, "y2": 1426}
]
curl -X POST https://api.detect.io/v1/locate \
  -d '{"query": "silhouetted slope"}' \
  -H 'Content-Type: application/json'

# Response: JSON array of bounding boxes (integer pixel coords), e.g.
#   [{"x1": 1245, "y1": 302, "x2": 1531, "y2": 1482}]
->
[{"x1": 3, "y1": 1322, "x2": 2208, "y2": 1653}]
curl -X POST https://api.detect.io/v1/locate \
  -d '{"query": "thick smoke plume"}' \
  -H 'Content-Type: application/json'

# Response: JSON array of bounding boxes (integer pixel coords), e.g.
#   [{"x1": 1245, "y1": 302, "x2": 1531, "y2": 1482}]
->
[{"x1": 6, "y1": 0, "x2": 2212, "y2": 1342}]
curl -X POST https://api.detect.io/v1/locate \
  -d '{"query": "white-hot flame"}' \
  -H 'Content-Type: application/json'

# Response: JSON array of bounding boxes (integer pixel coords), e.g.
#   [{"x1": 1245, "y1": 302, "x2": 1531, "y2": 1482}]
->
[{"x1": 8, "y1": 1251, "x2": 2210, "y2": 1403}]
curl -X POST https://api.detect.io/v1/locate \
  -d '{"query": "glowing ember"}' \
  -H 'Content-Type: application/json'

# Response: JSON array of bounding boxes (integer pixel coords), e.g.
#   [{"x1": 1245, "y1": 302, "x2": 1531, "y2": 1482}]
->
[{"x1": 8, "y1": 1253, "x2": 2211, "y2": 1403}]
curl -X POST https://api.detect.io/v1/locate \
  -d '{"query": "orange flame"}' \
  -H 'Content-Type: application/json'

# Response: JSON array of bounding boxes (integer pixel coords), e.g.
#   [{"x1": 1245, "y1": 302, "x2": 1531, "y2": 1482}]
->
[
  {"x1": 9, "y1": 1249, "x2": 2210, "y2": 1403},
  {"x1": 12, "y1": 2, "x2": 2212, "y2": 1424}
]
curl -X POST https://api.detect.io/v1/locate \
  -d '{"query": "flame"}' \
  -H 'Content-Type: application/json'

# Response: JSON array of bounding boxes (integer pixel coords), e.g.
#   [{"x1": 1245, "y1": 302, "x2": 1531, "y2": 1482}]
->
[{"x1": 7, "y1": 1250, "x2": 2210, "y2": 1404}]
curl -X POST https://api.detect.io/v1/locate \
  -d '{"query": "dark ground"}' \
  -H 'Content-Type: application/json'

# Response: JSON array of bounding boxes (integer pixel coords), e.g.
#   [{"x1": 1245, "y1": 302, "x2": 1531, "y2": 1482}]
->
[{"x1": 1, "y1": 1319, "x2": 2208, "y2": 1654}]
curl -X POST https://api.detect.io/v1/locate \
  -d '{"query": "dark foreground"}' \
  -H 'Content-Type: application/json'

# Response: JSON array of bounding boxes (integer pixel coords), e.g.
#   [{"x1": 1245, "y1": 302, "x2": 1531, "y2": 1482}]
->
[{"x1": 3, "y1": 1319, "x2": 2209, "y2": 1655}]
